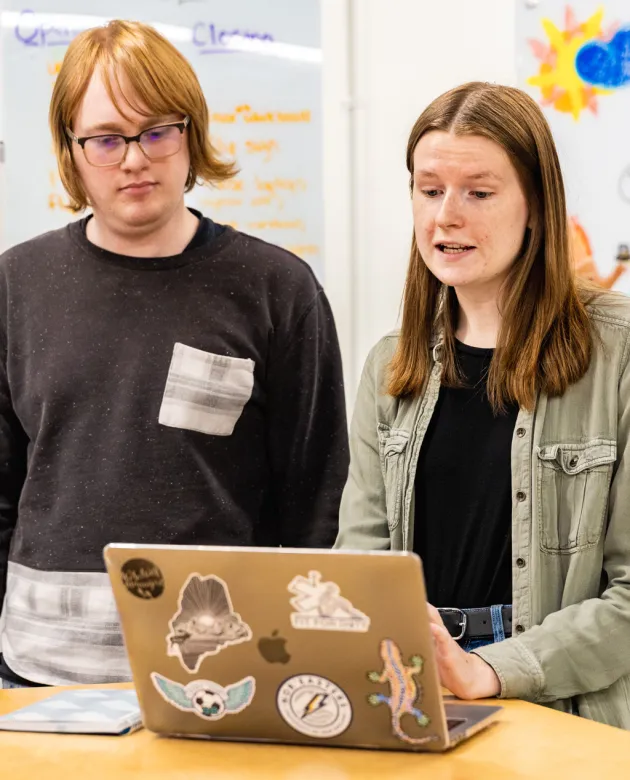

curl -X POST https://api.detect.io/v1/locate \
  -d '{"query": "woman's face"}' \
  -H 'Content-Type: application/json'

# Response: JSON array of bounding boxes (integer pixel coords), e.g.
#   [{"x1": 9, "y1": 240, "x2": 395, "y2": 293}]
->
[{"x1": 412, "y1": 131, "x2": 530, "y2": 297}]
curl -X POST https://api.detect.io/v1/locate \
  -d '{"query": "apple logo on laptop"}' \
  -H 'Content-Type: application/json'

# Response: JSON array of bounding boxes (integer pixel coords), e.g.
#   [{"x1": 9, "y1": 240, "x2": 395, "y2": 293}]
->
[{"x1": 258, "y1": 630, "x2": 291, "y2": 664}]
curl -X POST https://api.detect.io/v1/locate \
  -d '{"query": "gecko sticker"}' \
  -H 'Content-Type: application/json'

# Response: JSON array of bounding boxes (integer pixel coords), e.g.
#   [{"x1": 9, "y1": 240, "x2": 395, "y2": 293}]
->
[
  {"x1": 166, "y1": 573, "x2": 251, "y2": 673},
  {"x1": 152, "y1": 672, "x2": 255, "y2": 720},
  {"x1": 276, "y1": 674, "x2": 352, "y2": 738},
  {"x1": 366, "y1": 639, "x2": 438, "y2": 746},
  {"x1": 287, "y1": 571, "x2": 370, "y2": 632}
]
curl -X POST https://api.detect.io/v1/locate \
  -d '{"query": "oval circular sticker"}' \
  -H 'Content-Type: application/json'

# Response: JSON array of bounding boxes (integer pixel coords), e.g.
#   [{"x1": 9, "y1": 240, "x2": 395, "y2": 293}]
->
[
  {"x1": 121, "y1": 558, "x2": 165, "y2": 600},
  {"x1": 276, "y1": 674, "x2": 352, "y2": 738}
]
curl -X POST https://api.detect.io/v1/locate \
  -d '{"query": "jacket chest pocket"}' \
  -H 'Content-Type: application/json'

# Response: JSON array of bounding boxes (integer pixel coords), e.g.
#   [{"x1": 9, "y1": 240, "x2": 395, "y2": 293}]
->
[
  {"x1": 159, "y1": 343, "x2": 255, "y2": 436},
  {"x1": 536, "y1": 440, "x2": 616, "y2": 553},
  {"x1": 377, "y1": 425, "x2": 410, "y2": 531}
]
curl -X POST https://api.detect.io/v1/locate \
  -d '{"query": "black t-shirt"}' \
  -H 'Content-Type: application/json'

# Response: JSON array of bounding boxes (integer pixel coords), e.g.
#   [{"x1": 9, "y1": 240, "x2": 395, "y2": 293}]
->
[{"x1": 413, "y1": 340, "x2": 517, "y2": 609}]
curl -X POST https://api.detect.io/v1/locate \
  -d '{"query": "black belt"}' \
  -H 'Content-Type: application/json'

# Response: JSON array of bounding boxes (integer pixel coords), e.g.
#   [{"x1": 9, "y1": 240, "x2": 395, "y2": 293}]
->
[{"x1": 438, "y1": 606, "x2": 513, "y2": 641}]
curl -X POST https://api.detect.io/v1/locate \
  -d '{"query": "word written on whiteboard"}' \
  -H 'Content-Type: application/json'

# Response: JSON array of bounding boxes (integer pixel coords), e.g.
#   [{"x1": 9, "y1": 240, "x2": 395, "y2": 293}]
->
[
  {"x1": 245, "y1": 140, "x2": 279, "y2": 161},
  {"x1": 192, "y1": 23, "x2": 273, "y2": 54},
  {"x1": 200, "y1": 197, "x2": 243, "y2": 211},
  {"x1": 286, "y1": 245, "x2": 320, "y2": 258},
  {"x1": 14, "y1": 9, "x2": 80, "y2": 47},
  {"x1": 211, "y1": 106, "x2": 311, "y2": 124},
  {"x1": 255, "y1": 177, "x2": 307, "y2": 194},
  {"x1": 48, "y1": 194, "x2": 72, "y2": 211},
  {"x1": 215, "y1": 179, "x2": 245, "y2": 193},
  {"x1": 248, "y1": 219, "x2": 306, "y2": 231}
]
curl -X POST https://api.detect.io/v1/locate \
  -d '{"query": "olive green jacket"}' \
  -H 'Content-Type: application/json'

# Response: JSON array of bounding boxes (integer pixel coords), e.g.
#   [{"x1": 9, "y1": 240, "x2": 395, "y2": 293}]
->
[{"x1": 336, "y1": 293, "x2": 630, "y2": 729}]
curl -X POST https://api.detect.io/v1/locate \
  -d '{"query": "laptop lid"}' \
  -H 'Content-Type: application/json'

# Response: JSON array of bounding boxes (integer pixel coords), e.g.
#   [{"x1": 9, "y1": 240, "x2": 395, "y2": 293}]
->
[{"x1": 104, "y1": 545, "x2": 499, "y2": 751}]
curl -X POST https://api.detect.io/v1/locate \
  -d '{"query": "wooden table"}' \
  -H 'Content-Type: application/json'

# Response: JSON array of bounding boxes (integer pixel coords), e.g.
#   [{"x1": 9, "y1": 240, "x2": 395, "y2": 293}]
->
[{"x1": 1, "y1": 684, "x2": 629, "y2": 778}]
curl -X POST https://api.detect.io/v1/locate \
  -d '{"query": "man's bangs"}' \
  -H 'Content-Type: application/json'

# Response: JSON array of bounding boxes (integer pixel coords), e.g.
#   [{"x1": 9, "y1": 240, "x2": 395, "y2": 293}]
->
[{"x1": 99, "y1": 55, "x2": 181, "y2": 123}]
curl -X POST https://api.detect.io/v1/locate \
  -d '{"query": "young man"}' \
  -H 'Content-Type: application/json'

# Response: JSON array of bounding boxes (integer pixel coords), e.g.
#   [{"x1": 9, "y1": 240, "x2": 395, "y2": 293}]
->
[{"x1": 0, "y1": 21, "x2": 348, "y2": 688}]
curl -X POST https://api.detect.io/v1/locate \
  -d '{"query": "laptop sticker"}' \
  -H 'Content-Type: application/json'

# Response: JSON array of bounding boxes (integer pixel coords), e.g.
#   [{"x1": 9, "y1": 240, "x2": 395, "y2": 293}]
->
[
  {"x1": 166, "y1": 574, "x2": 252, "y2": 673},
  {"x1": 276, "y1": 674, "x2": 352, "y2": 739},
  {"x1": 287, "y1": 571, "x2": 370, "y2": 632},
  {"x1": 152, "y1": 672, "x2": 255, "y2": 721},
  {"x1": 366, "y1": 639, "x2": 438, "y2": 746},
  {"x1": 121, "y1": 558, "x2": 165, "y2": 600}
]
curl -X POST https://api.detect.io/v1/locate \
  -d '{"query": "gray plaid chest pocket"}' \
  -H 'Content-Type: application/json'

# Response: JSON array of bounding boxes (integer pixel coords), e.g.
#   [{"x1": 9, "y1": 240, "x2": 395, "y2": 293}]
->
[{"x1": 159, "y1": 343, "x2": 255, "y2": 436}]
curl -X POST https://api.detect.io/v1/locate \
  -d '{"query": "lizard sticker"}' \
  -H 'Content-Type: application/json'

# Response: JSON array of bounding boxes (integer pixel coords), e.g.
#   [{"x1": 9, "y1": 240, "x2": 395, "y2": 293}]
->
[{"x1": 367, "y1": 638, "x2": 439, "y2": 746}]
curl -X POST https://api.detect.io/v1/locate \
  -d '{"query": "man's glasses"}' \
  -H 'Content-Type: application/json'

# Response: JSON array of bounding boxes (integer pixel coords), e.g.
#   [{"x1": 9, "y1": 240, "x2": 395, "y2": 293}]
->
[{"x1": 66, "y1": 117, "x2": 190, "y2": 167}]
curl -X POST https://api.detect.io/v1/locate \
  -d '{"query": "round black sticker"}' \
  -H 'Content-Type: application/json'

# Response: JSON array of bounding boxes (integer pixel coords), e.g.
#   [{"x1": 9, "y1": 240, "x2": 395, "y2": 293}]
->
[{"x1": 121, "y1": 559, "x2": 165, "y2": 599}]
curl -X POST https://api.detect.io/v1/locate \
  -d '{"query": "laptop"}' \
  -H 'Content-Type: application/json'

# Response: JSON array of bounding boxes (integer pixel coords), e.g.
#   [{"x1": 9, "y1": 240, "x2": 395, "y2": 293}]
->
[{"x1": 103, "y1": 545, "x2": 501, "y2": 751}]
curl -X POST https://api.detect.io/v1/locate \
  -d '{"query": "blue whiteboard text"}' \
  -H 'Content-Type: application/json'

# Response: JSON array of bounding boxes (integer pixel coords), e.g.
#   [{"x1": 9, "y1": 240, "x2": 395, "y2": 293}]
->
[
  {"x1": 192, "y1": 22, "x2": 273, "y2": 54},
  {"x1": 14, "y1": 9, "x2": 82, "y2": 47}
]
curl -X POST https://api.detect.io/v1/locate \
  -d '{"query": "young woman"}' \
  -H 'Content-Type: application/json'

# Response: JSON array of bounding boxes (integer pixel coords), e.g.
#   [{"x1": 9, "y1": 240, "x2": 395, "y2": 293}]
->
[{"x1": 336, "y1": 81, "x2": 630, "y2": 729}]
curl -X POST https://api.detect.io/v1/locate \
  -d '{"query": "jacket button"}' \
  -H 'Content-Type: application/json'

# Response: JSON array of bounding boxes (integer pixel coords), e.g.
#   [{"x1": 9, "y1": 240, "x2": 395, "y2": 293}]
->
[
  {"x1": 569, "y1": 456, "x2": 579, "y2": 468},
  {"x1": 515, "y1": 624, "x2": 525, "y2": 634},
  {"x1": 516, "y1": 557, "x2": 526, "y2": 568},
  {"x1": 516, "y1": 428, "x2": 526, "y2": 438},
  {"x1": 516, "y1": 491, "x2": 527, "y2": 502}
]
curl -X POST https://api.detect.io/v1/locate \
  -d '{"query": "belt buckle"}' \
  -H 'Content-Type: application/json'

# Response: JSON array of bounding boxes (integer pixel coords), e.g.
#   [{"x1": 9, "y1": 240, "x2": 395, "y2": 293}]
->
[{"x1": 438, "y1": 608, "x2": 468, "y2": 641}]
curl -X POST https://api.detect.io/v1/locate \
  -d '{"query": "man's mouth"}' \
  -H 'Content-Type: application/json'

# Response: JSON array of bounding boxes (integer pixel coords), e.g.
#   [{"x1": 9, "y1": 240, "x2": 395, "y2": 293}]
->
[{"x1": 121, "y1": 182, "x2": 156, "y2": 191}]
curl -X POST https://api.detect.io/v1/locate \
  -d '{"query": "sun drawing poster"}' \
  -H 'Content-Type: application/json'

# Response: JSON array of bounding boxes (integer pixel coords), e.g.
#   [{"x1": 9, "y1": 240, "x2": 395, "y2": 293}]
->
[{"x1": 517, "y1": 1, "x2": 630, "y2": 292}]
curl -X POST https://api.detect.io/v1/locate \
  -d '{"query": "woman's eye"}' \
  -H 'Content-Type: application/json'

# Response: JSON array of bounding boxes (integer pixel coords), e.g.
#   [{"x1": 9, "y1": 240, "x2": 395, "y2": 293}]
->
[
  {"x1": 472, "y1": 191, "x2": 493, "y2": 200},
  {"x1": 421, "y1": 189, "x2": 440, "y2": 198}
]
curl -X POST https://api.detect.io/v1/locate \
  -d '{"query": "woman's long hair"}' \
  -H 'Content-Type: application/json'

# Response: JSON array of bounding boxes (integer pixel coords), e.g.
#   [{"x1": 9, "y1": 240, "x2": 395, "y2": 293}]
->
[{"x1": 388, "y1": 82, "x2": 592, "y2": 412}]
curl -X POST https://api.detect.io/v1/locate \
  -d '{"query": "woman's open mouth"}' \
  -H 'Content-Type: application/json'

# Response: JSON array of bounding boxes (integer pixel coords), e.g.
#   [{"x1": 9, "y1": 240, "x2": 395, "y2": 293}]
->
[{"x1": 437, "y1": 243, "x2": 475, "y2": 254}]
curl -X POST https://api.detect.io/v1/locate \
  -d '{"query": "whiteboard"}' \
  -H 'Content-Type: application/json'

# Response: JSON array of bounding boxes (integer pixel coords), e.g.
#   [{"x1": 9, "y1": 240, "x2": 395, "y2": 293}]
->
[
  {"x1": 516, "y1": 0, "x2": 630, "y2": 293},
  {"x1": 0, "y1": 0, "x2": 324, "y2": 278}
]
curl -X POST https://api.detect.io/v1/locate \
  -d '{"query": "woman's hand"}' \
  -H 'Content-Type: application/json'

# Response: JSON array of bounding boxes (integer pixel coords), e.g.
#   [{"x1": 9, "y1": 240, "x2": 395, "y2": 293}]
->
[{"x1": 427, "y1": 604, "x2": 502, "y2": 700}]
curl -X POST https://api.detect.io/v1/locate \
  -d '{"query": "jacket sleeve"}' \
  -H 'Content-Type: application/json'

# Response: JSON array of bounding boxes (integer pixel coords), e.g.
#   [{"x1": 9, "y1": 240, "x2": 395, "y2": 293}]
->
[
  {"x1": 473, "y1": 330, "x2": 630, "y2": 704},
  {"x1": 334, "y1": 342, "x2": 391, "y2": 550},
  {"x1": 262, "y1": 290, "x2": 349, "y2": 548}
]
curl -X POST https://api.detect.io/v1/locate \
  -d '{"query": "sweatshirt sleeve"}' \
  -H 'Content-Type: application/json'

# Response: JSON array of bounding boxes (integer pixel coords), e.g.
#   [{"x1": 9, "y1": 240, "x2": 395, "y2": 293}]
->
[
  {"x1": 0, "y1": 284, "x2": 28, "y2": 611},
  {"x1": 260, "y1": 289, "x2": 349, "y2": 548}
]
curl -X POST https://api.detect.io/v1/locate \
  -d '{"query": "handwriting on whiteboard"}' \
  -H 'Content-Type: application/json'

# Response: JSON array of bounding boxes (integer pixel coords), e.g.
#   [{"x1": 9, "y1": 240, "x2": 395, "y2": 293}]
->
[
  {"x1": 192, "y1": 23, "x2": 273, "y2": 54},
  {"x1": 13, "y1": 9, "x2": 274, "y2": 54},
  {"x1": 212, "y1": 106, "x2": 311, "y2": 124},
  {"x1": 14, "y1": 9, "x2": 77, "y2": 47}
]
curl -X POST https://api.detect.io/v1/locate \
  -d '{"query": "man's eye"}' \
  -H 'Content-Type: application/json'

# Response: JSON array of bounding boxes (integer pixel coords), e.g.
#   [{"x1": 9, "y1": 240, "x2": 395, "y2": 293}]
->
[
  {"x1": 95, "y1": 136, "x2": 122, "y2": 149},
  {"x1": 144, "y1": 128, "x2": 168, "y2": 142}
]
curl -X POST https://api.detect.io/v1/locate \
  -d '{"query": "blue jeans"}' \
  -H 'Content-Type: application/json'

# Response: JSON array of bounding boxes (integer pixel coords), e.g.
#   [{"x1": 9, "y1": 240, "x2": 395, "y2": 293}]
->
[
  {"x1": 0, "y1": 679, "x2": 26, "y2": 689},
  {"x1": 458, "y1": 604, "x2": 510, "y2": 652}
]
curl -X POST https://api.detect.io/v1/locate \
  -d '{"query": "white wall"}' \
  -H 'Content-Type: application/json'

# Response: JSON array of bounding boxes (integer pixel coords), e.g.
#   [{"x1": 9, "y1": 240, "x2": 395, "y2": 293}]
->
[
  {"x1": 323, "y1": 0, "x2": 518, "y2": 400},
  {"x1": 321, "y1": 0, "x2": 353, "y2": 391}
]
